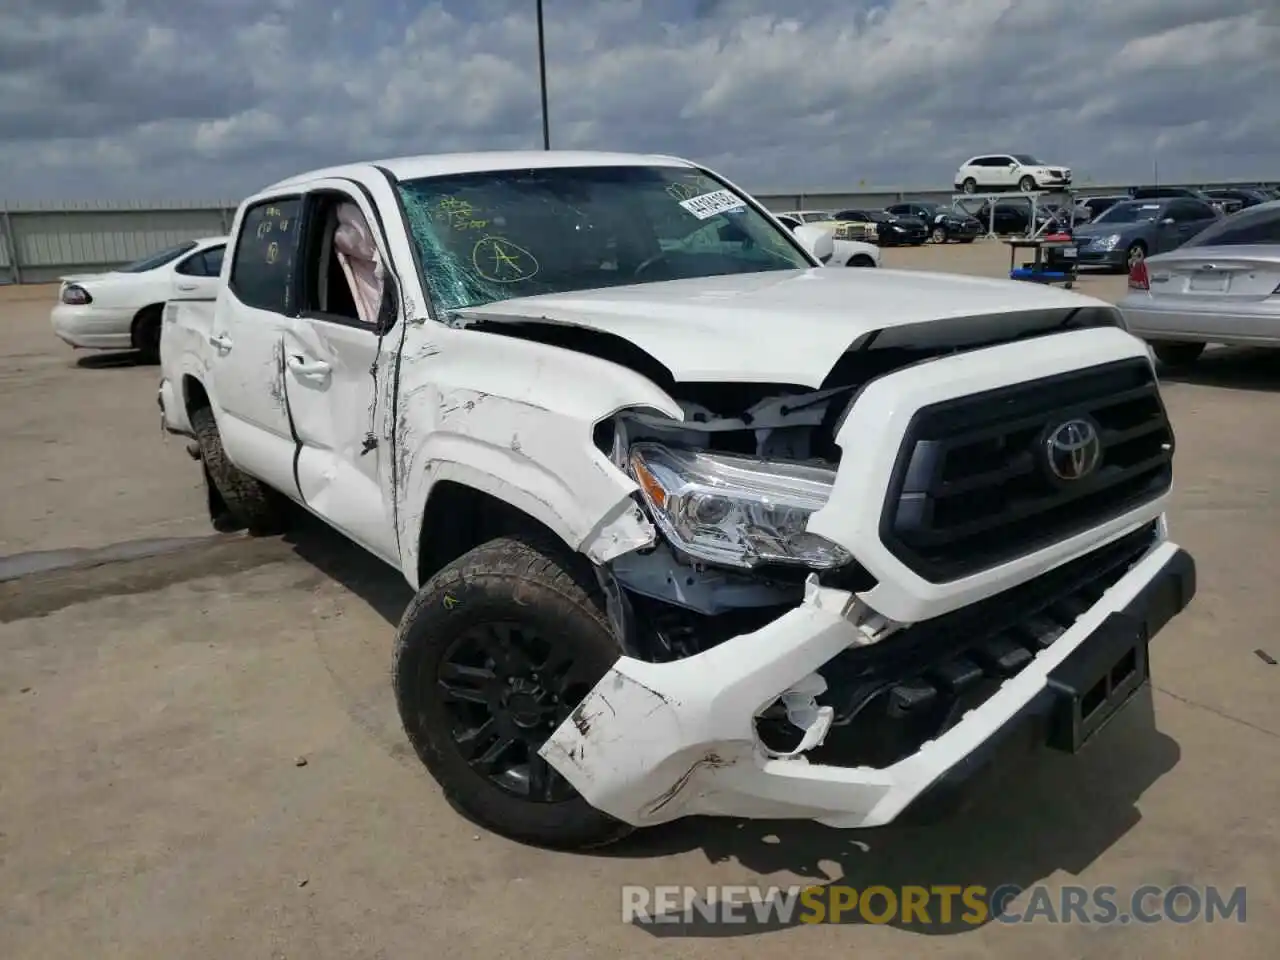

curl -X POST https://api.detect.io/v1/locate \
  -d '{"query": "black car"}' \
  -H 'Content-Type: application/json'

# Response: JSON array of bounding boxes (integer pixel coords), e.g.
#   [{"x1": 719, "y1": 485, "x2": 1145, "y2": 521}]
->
[
  {"x1": 1074, "y1": 194, "x2": 1129, "y2": 221},
  {"x1": 884, "y1": 201, "x2": 982, "y2": 243},
  {"x1": 1203, "y1": 188, "x2": 1275, "y2": 210},
  {"x1": 832, "y1": 208, "x2": 928, "y2": 246},
  {"x1": 970, "y1": 197, "x2": 1059, "y2": 236},
  {"x1": 1129, "y1": 185, "x2": 1239, "y2": 216}
]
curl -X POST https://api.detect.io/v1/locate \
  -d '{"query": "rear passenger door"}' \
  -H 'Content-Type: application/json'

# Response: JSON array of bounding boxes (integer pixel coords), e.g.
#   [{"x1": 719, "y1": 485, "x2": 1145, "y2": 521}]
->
[
  {"x1": 207, "y1": 196, "x2": 305, "y2": 498},
  {"x1": 172, "y1": 243, "x2": 225, "y2": 300}
]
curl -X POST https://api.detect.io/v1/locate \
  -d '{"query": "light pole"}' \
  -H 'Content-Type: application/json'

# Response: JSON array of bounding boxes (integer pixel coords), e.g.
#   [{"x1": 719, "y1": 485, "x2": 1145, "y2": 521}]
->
[{"x1": 537, "y1": 0, "x2": 550, "y2": 150}]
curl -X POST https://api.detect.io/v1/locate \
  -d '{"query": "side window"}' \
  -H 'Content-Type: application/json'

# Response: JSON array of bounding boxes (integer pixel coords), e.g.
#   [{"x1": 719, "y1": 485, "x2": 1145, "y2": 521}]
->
[
  {"x1": 204, "y1": 245, "x2": 225, "y2": 277},
  {"x1": 175, "y1": 245, "x2": 226, "y2": 278},
  {"x1": 297, "y1": 192, "x2": 386, "y2": 328},
  {"x1": 1188, "y1": 201, "x2": 1217, "y2": 221},
  {"x1": 1168, "y1": 200, "x2": 1209, "y2": 222},
  {"x1": 229, "y1": 198, "x2": 303, "y2": 314},
  {"x1": 175, "y1": 251, "x2": 208, "y2": 277}
]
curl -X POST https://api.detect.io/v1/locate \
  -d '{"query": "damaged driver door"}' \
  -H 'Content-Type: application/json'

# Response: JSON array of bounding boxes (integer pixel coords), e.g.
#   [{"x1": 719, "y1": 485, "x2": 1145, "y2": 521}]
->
[{"x1": 280, "y1": 183, "x2": 400, "y2": 564}]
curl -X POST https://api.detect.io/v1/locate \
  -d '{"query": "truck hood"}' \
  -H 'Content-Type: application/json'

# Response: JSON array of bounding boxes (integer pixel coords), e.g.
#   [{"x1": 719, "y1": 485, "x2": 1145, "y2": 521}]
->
[{"x1": 455, "y1": 267, "x2": 1110, "y2": 386}]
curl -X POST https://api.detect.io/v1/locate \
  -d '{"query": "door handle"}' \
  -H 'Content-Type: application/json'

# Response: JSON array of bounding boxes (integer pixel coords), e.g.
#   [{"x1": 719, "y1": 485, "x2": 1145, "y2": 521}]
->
[
  {"x1": 286, "y1": 355, "x2": 331, "y2": 377},
  {"x1": 177, "y1": 283, "x2": 198, "y2": 291},
  {"x1": 208, "y1": 333, "x2": 233, "y2": 351}
]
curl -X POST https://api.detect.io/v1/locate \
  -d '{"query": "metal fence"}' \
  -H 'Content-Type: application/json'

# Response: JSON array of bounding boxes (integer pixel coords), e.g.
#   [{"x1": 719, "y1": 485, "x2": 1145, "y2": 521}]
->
[{"x1": 2, "y1": 178, "x2": 1275, "y2": 284}]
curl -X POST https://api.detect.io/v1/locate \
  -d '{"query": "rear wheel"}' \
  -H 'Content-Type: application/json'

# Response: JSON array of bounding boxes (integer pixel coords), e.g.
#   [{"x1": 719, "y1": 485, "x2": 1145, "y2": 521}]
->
[
  {"x1": 848, "y1": 254, "x2": 876, "y2": 267},
  {"x1": 1151, "y1": 342, "x2": 1205, "y2": 368},
  {"x1": 930, "y1": 225, "x2": 947, "y2": 244},
  {"x1": 189, "y1": 406, "x2": 287, "y2": 535},
  {"x1": 961, "y1": 178, "x2": 977, "y2": 194},
  {"x1": 392, "y1": 533, "x2": 633, "y2": 850},
  {"x1": 132, "y1": 305, "x2": 163, "y2": 363}
]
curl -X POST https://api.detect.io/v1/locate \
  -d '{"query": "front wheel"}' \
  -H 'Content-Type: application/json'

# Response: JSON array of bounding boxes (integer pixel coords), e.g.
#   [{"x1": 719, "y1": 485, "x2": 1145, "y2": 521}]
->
[
  {"x1": 930, "y1": 225, "x2": 947, "y2": 244},
  {"x1": 848, "y1": 254, "x2": 876, "y2": 267},
  {"x1": 961, "y1": 178, "x2": 977, "y2": 194},
  {"x1": 392, "y1": 533, "x2": 633, "y2": 850},
  {"x1": 1018, "y1": 175, "x2": 1037, "y2": 192}
]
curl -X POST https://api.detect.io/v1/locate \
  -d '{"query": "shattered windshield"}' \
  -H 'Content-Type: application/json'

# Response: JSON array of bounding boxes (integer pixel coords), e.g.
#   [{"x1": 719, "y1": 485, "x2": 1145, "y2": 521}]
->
[{"x1": 395, "y1": 165, "x2": 812, "y2": 312}]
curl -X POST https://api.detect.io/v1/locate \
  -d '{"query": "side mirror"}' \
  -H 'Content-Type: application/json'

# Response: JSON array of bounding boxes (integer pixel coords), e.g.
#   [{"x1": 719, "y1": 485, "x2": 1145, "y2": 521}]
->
[{"x1": 792, "y1": 223, "x2": 835, "y2": 264}]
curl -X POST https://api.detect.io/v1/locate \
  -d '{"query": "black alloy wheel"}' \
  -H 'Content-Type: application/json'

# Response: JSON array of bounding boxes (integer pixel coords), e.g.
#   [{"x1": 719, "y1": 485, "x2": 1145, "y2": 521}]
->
[{"x1": 435, "y1": 620, "x2": 596, "y2": 802}]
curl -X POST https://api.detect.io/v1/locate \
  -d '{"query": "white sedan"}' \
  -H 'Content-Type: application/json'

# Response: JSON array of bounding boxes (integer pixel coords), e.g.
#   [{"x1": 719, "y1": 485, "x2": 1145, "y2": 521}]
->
[
  {"x1": 775, "y1": 213, "x2": 881, "y2": 267},
  {"x1": 51, "y1": 235, "x2": 227, "y2": 362}
]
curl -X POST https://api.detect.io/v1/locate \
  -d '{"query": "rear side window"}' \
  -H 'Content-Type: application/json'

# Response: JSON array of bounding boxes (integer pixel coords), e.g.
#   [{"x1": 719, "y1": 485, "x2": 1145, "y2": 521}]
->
[
  {"x1": 1184, "y1": 205, "x2": 1280, "y2": 247},
  {"x1": 1169, "y1": 200, "x2": 1215, "y2": 222},
  {"x1": 176, "y1": 245, "x2": 226, "y2": 278},
  {"x1": 230, "y1": 198, "x2": 303, "y2": 314}
]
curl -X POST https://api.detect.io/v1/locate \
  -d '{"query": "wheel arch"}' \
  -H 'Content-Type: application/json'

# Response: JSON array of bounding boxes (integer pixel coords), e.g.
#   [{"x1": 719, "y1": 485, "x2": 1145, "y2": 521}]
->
[
  {"x1": 130, "y1": 302, "x2": 166, "y2": 346},
  {"x1": 415, "y1": 478, "x2": 573, "y2": 589}
]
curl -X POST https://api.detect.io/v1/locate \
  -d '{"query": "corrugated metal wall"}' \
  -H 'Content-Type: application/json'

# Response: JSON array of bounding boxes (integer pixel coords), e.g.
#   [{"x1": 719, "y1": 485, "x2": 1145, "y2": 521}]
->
[{"x1": 0, "y1": 201, "x2": 237, "y2": 284}]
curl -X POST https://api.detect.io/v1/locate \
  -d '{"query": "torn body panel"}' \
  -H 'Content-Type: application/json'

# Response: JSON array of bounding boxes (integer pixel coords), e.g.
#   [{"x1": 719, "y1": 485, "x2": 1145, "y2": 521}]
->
[
  {"x1": 539, "y1": 325, "x2": 1187, "y2": 830},
  {"x1": 541, "y1": 537, "x2": 1192, "y2": 828},
  {"x1": 394, "y1": 322, "x2": 684, "y2": 586}
]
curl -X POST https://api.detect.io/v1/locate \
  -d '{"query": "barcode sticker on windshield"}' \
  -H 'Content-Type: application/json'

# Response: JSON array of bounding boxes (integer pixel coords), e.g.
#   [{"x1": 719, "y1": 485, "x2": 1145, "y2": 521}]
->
[{"x1": 679, "y1": 189, "x2": 747, "y2": 220}]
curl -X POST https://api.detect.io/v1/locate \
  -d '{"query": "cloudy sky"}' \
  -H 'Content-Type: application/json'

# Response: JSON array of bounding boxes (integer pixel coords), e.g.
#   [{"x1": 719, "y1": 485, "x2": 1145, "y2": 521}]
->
[{"x1": 1, "y1": 0, "x2": 1277, "y2": 202}]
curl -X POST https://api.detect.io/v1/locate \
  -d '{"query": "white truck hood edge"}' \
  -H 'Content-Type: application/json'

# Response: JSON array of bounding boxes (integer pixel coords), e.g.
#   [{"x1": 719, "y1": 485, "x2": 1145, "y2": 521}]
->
[{"x1": 454, "y1": 267, "x2": 1109, "y2": 386}]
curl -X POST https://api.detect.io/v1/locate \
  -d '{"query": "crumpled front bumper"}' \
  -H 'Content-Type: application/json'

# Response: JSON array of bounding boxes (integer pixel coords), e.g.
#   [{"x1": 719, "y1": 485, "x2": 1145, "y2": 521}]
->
[{"x1": 540, "y1": 534, "x2": 1194, "y2": 829}]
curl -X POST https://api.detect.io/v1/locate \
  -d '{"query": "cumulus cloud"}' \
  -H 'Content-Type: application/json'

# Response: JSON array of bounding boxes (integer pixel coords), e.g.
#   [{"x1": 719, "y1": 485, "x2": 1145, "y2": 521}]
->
[{"x1": 0, "y1": 0, "x2": 1276, "y2": 201}]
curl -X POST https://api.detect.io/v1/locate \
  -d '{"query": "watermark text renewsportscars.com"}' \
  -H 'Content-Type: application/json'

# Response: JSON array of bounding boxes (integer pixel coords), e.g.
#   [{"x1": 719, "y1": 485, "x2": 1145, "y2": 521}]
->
[{"x1": 623, "y1": 883, "x2": 1248, "y2": 927}]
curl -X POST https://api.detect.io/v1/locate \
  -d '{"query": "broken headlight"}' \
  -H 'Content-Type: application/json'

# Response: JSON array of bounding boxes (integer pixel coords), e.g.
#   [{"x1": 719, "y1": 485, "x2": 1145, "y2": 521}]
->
[{"x1": 627, "y1": 442, "x2": 852, "y2": 570}]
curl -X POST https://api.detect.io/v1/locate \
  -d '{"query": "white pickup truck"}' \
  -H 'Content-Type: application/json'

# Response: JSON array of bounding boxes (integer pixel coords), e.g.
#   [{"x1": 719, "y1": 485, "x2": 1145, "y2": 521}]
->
[{"x1": 158, "y1": 150, "x2": 1195, "y2": 850}]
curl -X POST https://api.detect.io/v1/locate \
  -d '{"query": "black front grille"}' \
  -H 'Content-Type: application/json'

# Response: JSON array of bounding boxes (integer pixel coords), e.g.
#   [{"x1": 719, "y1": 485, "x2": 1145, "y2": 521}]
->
[
  {"x1": 756, "y1": 520, "x2": 1160, "y2": 769},
  {"x1": 881, "y1": 358, "x2": 1174, "y2": 582}
]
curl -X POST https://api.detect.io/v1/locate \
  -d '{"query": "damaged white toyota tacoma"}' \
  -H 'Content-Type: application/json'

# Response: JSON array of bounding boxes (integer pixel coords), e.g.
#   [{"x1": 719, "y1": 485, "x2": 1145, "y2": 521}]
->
[{"x1": 158, "y1": 151, "x2": 1195, "y2": 849}]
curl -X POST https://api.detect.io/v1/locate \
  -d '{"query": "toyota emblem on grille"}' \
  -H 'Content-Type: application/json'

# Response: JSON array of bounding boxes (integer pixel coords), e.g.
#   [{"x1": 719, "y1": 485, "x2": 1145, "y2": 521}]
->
[{"x1": 1045, "y1": 418, "x2": 1102, "y2": 481}]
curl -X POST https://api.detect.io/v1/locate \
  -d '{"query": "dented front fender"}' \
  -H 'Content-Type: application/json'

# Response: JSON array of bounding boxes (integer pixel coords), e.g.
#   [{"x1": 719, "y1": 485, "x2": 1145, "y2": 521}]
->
[{"x1": 394, "y1": 323, "x2": 684, "y2": 584}]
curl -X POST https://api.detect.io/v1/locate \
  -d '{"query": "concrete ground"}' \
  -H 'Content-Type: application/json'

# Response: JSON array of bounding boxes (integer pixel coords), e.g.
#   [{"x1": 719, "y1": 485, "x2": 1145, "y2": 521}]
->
[{"x1": 2, "y1": 246, "x2": 1278, "y2": 959}]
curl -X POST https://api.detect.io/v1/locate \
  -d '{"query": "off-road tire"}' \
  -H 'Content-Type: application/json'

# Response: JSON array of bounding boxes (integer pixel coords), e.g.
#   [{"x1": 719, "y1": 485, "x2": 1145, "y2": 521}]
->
[
  {"x1": 189, "y1": 405, "x2": 287, "y2": 535},
  {"x1": 392, "y1": 533, "x2": 633, "y2": 850},
  {"x1": 132, "y1": 305, "x2": 163, "y2": 364},
  {"x1": 1151, "y1": 342, "x2": 1206, "y2": 369}
]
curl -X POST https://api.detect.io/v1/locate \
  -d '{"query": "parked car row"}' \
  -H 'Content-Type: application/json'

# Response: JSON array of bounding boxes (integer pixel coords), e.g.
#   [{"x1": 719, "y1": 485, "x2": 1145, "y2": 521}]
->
[{"x1": 776, "y1": 204, "x2": 983, "y2": 246}]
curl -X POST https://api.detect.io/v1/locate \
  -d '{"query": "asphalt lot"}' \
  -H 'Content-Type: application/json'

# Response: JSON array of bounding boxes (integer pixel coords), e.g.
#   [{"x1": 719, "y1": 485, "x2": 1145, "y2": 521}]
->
[{"x1": 2, "y1": 246, "x2": 1278, "y2": 959}]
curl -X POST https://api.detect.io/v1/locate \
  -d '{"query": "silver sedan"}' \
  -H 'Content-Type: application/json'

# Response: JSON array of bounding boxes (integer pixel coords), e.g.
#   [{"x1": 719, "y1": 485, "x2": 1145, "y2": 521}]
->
[{"x1": 1118, "y1": 200, "x2": 1280, "y2": 367}]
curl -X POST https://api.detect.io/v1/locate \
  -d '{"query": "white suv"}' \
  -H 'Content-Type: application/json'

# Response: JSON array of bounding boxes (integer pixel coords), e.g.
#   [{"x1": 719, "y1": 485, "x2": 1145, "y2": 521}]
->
[{"x1": 955, "y1": 154, "x2": 1072, "y2": 194}]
